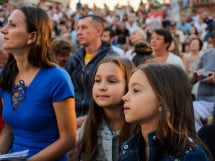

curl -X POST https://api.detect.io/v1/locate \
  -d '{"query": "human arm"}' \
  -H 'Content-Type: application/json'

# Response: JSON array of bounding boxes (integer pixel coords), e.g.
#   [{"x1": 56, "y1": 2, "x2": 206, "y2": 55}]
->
[
  {"x1": 190, "y1": 69, "x2": 204, "y2": 84},
  {"x1": 28, "y1": 97, "x2": 77, "y2": 161},
  {"x1": 0, "y1": 98, "x2": 13, "y2": 154},
  {"x1": 67, "y1": 118, "x2": 86, "y2": 161},
  {"x1": 0, "y1": 123, "x2": 13, "y2": 154}
]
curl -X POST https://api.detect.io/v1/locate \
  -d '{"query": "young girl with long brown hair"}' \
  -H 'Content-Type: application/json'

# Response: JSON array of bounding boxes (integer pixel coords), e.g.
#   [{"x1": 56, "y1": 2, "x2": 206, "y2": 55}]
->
[{"x1": 72, "y1": 55, "x2": 138, "y2": 161}]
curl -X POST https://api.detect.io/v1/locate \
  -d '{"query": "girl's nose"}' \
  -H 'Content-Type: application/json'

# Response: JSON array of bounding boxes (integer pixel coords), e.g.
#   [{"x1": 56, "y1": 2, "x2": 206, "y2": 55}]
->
[
  {"x1": 99, "y1": 83, "x2": 107, "y2": 91},
  {"x1": 122, "y1": 94, "x2": 128, "y2": 102}
]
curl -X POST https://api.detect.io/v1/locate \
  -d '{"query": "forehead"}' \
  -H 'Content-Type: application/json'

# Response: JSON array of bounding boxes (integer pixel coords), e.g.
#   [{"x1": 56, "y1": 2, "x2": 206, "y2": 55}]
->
[
  {"x1": 103, "y1": 31, "x2": 110, "y2": 35},
  {"x1": 8, "y1": 9, "x2": 25, "y2": 21},
  {"x1": 130, "y1": 70, "x2": 145, "y2": 81},
  {"x1": 191, "y1": 39, "x2": 199, "y2": 43},
  {"x1": 131, "y1": 31, "x2": 138, "y2": 34},
  {"x1": 152, "y1": 32, "x2": 164, "y2": 39},
  {"x1": 96, "y1": 62, "x2": 123, "y2": 76},
  {"x1": 78, "y1": 17, "x2": 92, "y2": 25}
]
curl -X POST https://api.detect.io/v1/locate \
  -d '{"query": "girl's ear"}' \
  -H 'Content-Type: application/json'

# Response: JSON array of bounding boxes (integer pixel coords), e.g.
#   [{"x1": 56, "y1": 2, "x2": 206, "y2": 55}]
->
[
  {"x1": 27, "y1": 31, "x2": 37, "y2": 45},
  {"x1": 157, "y1": 101, "x2": 163, "y2": 112},
  {"x1": 158, "y1": 106, "x2": 162, "y2": 112}
]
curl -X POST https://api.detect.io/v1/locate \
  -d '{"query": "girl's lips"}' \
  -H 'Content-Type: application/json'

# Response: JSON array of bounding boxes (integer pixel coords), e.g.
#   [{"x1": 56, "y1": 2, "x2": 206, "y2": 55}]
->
[
  {"x1": 123, "y1": 107, "x2": 130, "y2": 110},
  {"x1": 97, "y1": 95, "x2": 109, "y2": 99}
]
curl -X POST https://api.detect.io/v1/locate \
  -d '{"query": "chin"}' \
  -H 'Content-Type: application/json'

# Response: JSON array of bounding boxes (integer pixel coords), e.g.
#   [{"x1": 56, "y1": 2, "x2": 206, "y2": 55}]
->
[{"x1": 125, "y1": 117, "x2": 133, "y2": 123}]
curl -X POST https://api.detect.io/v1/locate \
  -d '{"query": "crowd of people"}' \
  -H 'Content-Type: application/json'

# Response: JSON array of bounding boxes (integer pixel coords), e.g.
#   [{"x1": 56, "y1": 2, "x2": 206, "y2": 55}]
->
[{"x1": 0, "y1": 0, "x2": 214, "y2": 161}]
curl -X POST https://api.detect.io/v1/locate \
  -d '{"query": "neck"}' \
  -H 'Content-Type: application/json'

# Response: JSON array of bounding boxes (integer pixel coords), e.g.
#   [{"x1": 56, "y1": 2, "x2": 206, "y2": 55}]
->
[
  {"x1": 12, "y1": 51, "x2": 31, "y2": 72},
  {"x1": 153, "y1": 49, "x2": 169, "y2": 63},
  {"x1": 104, "y1": 106, "x2": 124, "y2": 131},
  {"x1": 141, "y1": 125, "x2": 157, "y2": 161},
  {"x1": 85, "y1": 40, "x2": 102, "y2": 54},
  {"x1": 153, "y1": 48, "x2": 168, "y2": 57},
  {"x1": 191, "y1": 50, "x2": 199, "y2": 56},
  {"x1": 12, "y1": 51, "x2": 40, "y2": 84},
  {"x1": 141, "y1": 125, "x2": 157, "y2": 146},
  {"x1": 140, "y1": 115, "x2": 159, "y2": 157}
]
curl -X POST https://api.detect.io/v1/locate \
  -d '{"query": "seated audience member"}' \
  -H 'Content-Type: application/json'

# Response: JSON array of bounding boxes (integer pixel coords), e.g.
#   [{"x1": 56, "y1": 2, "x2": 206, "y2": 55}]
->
[
  {"x1": 102, "y1": 27, "x2": 124, "y2": 56},
  {"x1": 115, "y1": 22, "x2": 130, "y2": 51},
  {"x1": 50, "y1": 38, "x2": 74, "y2": 68},
  {"x1": 168, "y1": 37, "x2": 182, "y2": 57},
  {"x1": 68, "y1": 55, "x2": 138, "y2": 161},
  {"x1": 183, "y1": 38, "x2": 203, "y2": 75},
  {"x1": 150, "y1": 29, "x2": 185, "y2": 69},
  {"x1": 125, "y1": 27, "x2": 147, "y2": 60},
  {"x1": 65, "y1": 15, "x2": 115, "y2": 127},
  {"x1": 131, "y1": 41, "x2": 153, "y2": 66},
  {"x1": 190, "y1": 34, "x2": 215, "y2": 131},
  {"x1": 121, "y1": 63, "x2": 210, "y2": 161}
]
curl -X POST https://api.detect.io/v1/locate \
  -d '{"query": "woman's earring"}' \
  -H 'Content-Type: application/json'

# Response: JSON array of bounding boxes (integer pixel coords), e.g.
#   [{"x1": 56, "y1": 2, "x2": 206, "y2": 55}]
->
[{"x1": 158, "y1": 106, "x2": 162, "y2": 112}]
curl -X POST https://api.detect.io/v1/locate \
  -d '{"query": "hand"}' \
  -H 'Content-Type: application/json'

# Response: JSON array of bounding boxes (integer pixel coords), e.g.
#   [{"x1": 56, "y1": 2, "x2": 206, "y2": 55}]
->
[
  {"x1": 193, "y1": 69, "x2": 204, "y2": 77},
  {"x1": 191, "y1": 69, "x2": 204, "y2": 84},
  {"x1": 201, "y1": 72, "x2": 215, "y2": 84}
]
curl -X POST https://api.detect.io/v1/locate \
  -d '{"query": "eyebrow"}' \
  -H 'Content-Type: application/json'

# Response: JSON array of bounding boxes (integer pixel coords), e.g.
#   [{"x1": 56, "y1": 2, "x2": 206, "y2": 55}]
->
[
  {"x1": 129, "y1": 82, "x2": 145, "y2": 88},
  {"x1": 95, "y1": 74, "x2": 121, "y2": 78},
  {"x1": 7, "y1": 18, "x2": 17, "y2": 23}
]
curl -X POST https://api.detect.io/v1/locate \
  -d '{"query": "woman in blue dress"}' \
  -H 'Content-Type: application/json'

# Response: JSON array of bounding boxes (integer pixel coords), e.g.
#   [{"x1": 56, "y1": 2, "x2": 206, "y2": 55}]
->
[{"x1": 0, "y1": 6, "x2": 76, "y2": 161}]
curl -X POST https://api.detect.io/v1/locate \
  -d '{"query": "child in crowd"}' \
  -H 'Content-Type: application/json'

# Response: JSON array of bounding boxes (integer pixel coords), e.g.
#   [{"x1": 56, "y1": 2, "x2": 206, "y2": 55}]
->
[
  {"x1": 70, "y1": 55, "x2": 138, "y2": 161},
  {"x1": 121, "y1": 63, "x2": 210, "y2": 161}
]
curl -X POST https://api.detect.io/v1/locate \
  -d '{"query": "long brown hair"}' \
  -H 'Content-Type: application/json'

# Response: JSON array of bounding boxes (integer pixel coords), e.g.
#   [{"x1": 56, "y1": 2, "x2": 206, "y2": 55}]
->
[
  {"x1": 138, "y1": 63, "x2": 196, "y2": 156},
  {"x1": 77, "y1": 55, "x2": 138, "y2": 161},
  {"x1": 0, "y1": 6, "x2": 56, "y2": 92}
]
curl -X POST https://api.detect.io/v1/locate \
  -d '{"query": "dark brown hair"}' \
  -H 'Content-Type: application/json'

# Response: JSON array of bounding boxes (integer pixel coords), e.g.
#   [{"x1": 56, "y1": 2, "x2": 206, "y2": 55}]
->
[
  {"x1": 153, "y1": 29, "x2": 173, "y2": 49},
  {"x1": 138, "y1": 63, "x2": 197, "y2": 156},
  {"x1": 50, "y1": 38, "x2": 74, "y2": 56},
  {"x1": 132, "y1": 41, "x2": 153, "y2": 66}
]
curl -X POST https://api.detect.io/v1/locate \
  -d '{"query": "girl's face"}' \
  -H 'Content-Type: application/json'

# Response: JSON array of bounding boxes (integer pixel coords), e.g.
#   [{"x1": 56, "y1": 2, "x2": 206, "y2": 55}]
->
[
  {"x1": 122, "y1": 70, "x2": 161, "y2": 126},
  {"x1": 93, "y1": 62, "x2": 126, "y2": 108}
]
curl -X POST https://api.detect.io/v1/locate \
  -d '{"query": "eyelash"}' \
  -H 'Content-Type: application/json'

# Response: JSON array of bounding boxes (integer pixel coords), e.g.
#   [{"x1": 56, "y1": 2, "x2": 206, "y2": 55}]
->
[
  {"x1": 128, "y1": 88, "x2": 139, "y2": 94},
  {"x1": 94, "y1": 79, "x2": 100, "y2": 83},
  {"x1": 6, "y1": 23, "x2": 16, "y2": 27},
  {"x1": 133, "y1": 89, "x2": 139, "y2": 93},
  {"x1": 94, "y1": 80, "x2": 117, "y2": 83},
  {"x1": 109, "y1": 80, "x2": 117, "y2": 83}
]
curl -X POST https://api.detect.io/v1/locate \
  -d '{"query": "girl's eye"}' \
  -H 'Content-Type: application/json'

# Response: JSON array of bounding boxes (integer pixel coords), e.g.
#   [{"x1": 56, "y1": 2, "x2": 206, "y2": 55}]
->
[
  {"x1": 133, "y1": 89, "x2": 139, "y2": 93},
  {"x1": 94, "y1": 79, "x2": 101, "y2": 83},
  {"x1": 109, "y1": 79, "x2": 117, "y2": 83}
]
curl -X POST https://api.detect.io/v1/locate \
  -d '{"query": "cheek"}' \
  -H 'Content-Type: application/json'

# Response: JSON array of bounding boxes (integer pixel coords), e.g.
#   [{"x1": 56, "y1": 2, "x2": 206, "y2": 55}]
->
[
  {"x1": 135, "y1": 93, "x2": 159, "y2": 113},
  {"x1": 92, "y1": 85, "x2": 97, "y2": 99},
  {"x1": 112, "y1": 85, "x2": 126, "y2": 98}
]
